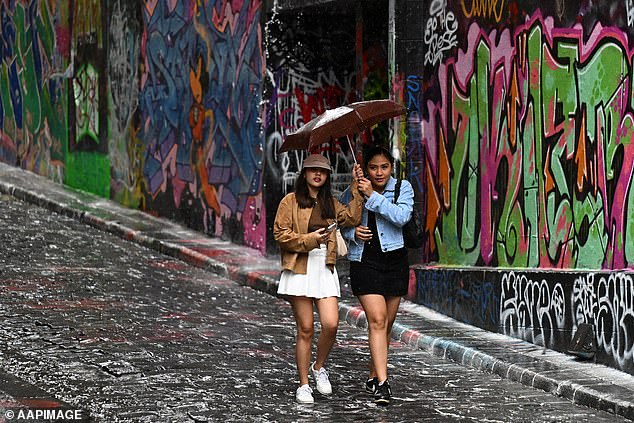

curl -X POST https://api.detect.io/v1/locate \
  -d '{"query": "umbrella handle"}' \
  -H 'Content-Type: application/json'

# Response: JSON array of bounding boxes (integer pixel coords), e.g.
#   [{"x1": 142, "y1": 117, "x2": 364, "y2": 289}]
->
[{"x1": 346, "y1": 135, "x2": 358, "y2": 165}]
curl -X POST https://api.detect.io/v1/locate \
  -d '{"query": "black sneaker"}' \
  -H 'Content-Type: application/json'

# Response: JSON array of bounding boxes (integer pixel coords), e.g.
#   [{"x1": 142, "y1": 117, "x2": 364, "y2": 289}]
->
[
  {"x1": 569, "y1": 341, "x2": 595, "y2": 359},
  {"x1": 568, "y1": 323, "x2": 596, "y2": 360},
  {"x1": 374, "y1": 380, "x2": 391, "y2": 405},
  {"x1": 365, "y1": 377, "x2": 378, "y2": 394}
]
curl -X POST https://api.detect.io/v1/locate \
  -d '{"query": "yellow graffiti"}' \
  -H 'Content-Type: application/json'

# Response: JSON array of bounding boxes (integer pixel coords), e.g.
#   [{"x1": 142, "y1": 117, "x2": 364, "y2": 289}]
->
[{"x1": 461, "y1": 0, "x2": 506, "y2": 23}]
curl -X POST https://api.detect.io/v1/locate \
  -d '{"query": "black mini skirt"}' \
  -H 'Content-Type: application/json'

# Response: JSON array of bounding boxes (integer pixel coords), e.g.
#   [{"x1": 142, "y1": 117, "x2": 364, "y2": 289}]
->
[{"x1": 349, "y1": 247, "x2": 409, "y2": 297}]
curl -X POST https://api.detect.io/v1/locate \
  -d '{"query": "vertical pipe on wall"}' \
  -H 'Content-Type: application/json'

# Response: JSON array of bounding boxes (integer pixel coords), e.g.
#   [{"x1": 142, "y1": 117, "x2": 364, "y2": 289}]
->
[
  {"x1": 388, "y1": 0, "x2": 400, "y2": 164},
  {"x1": 354, "y1": 1, "x2": 363, "y2": 161},
  {"x1": 355, "y1": 1, "x2": 363, "y2": 101}
]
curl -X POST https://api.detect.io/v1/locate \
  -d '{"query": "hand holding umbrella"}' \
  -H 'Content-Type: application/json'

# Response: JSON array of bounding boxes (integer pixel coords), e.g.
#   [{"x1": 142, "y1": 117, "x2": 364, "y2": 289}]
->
[
  {"x1": 351, "y1": 163, "x2": 364, "y2": 181},
  {"x1": 357, "y1": 176, "x2": 374, "y2": 199}
]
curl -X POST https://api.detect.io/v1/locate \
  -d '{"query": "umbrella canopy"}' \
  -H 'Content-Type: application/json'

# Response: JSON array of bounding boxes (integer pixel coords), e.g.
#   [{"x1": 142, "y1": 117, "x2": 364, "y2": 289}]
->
[{"x1": 279, "y1": 99, "x2": 406, "y2": 153}]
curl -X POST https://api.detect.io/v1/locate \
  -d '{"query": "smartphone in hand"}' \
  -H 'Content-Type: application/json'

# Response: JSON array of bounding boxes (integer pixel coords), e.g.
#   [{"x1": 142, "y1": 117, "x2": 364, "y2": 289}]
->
[{"x1": 325, "y1": 222, "x2": 337, "y2": 233}]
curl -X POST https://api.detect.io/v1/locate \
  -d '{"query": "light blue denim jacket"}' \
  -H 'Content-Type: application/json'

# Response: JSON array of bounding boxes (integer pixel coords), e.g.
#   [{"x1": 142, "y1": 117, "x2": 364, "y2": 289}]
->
[{"x1": 339, "y1": 176, "x2": 414, "y2": 262}]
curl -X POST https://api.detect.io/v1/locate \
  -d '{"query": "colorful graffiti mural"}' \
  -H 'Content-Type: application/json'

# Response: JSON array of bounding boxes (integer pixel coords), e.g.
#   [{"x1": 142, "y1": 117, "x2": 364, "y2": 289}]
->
[
  {"x1": 406, "y1": 1, "x2": 634, "y2": 375},
  {"x1": 107, "y1": 0, "x2": 143, "y2": 207},
  {"x1": 418, "y1": 7, "x2": 634, "y2": 270},
  {"x1": 65, "y1": 0, "x2": 109, "y2": 198},
  {"x1": 264, "y1": 9, "x2": 359, "y2": 253},
  {"x1": 263, "y1": 7, "x2": 389, "y2": 253},
  {"x1": 138, "y1": 0, "x2": 265, "y2": 252},
  {"x1": 0, "y1": 0, "x2": 68, "y2": 182}
]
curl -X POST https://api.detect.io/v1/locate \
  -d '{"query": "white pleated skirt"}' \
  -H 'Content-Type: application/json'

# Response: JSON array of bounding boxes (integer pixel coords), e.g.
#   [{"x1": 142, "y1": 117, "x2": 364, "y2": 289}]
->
[{"x1": 277, "y1": 244, "x2": 341, "y2": 299}]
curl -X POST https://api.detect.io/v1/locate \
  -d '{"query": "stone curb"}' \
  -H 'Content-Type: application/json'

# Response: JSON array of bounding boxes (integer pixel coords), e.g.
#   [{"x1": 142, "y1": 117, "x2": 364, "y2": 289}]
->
[{"x1": 1, "y1": 175, "x2": 633, "y2": 421}]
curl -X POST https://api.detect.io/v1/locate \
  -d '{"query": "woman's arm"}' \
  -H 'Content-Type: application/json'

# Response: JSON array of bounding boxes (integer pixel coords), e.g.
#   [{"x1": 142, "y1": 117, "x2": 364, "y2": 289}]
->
[
  {"x1": 273, "y1": 195, "x2": 321, "y2": 252},
  {"x1": 334, "y1": 178, "x2": 363, "y2": 228},
  {"x1": 365, "y1": 179, "x2": 414, "y2": 227},
  {"x1": 338, "y1": 188, "x2": 358, "y2": 242}
]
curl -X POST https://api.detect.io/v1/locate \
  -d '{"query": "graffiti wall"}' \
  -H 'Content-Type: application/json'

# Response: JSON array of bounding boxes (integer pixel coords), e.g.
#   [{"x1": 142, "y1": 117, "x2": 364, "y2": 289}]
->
[
  {"x1": 263, "y1": 3, "x2": 388, "y2": 254},
  {"x1": 107, "y1": 0, "x2": 143, "y2": 207},
  {"x1": 264, "y1": 7, "x2": 357, "y2": 254},
  {"x1": 138, "y1": 0, "x2": 266, "y2": 252},
  {"x1": 66, "y1": 0, "x2": 109, "y2": 197},
  {"x1": 405, "y1": 1, "x2": 634, "y2": 374},
  {"x1": 571, "y1": 271, "x2": 634, "y2": 372},
  {"x1": 407, "y1": 1, "x2": 634, "y2": 270},
  {"x1": 1, "y1": 0, "x2": 266, "y2": 252},
  {"x1": 0, "y1": 0, "x2": 69, "y2": 182},
  {"x1": 416, "y1": 267, "x2": 634, "y2": 374},
  {"x1": 415, "y1": 267, "x2": 501, "y2": 332}
]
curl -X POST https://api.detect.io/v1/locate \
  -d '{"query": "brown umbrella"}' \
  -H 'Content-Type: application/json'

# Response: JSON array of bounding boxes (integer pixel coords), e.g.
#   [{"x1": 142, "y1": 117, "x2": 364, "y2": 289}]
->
[{"x1": 279, "y1": 99, "x2": 407, "y2": 160}]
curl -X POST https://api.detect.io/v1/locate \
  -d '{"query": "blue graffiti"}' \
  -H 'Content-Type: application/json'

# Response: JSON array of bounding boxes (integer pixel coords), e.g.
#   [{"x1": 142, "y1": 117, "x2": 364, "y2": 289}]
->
[
  {"x1": 27, "y1": 0, "x2": 42, "y2": 89},
  {"x1": 416, "y1": 269, "x2": 454, "y2": 315},
  {"x1": 454, "y1": 276, "x2": 500, "y2": 328},
  {"x1": 138, "y1": 0, "x2": 263, "y2": 232},
  {"x1": 200, "y1": 0, "x2": 262, "y2": 197},
  {"x1": 405, "y1": 76, "x2": 424, "y2": 192},
  {"x1": 140, "y1": 0, "x2": 195, "y2": 191},
  {"x1": 1, "y1": 4, "x2": 22, "y2": 130},
  {"x1": 416, "y1": 269, "x2": 500, "y2": 329}
]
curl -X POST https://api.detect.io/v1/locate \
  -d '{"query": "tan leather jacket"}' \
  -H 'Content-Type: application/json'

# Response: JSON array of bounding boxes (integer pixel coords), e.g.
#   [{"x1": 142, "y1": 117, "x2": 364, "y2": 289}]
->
[{"x1": 274, "y1": 179, "x2": 363, "y2": 274}]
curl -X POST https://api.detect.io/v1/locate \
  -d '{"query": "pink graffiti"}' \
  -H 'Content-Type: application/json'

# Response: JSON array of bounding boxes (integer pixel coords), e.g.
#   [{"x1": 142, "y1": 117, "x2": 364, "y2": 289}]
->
[{"x1": 423, "y1": 11, "x2": 634, "y2": 270}]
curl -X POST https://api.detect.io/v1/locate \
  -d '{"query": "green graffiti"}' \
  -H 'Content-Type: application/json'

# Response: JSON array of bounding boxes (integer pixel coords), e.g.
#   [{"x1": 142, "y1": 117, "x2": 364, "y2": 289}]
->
[
  {"x1": 542, "y1": 40, "x2": 577, "y2": 200},
  {"x1": 496, "y1": 127, "x2": 526, "y2": 267},
  {"x1": 540, "y1": 40, "x2": 576, "y2": 266},
  {"x1": 524, "y1": 25, "x2": 545, "y2": 268},
  {"x1": 573, "y1": 193, "x2": 607, "y2": 268},
  {"x1": 425, "y1": 13, "x2": 634, "y2": 269},
  {"x1": 574, "y1": 42, "x2": 624, "y2": 266},
  {"x1": 1, "y1": 1, "x2": 68, "y2": 178},
  {"x1": 437, "y1": 43, "x2": 483, "y2": 266},
  {"x1": 0, "y1": 65, "x2": 14, "y2": 125},
  {"x1": 624, "y1": 116, "x2": 634, "y2": 265},
  {"x1": 65, "y1": 151, "x2": 109, "y2": 198},
  {"x1": 74, "y1": 63, "x2": 99, "y2": 146}
]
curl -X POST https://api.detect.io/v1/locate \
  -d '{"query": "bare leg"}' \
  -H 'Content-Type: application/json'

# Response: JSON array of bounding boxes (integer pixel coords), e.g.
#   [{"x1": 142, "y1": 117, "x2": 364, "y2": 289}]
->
[
  {"x1": 368, "y1": 296, "x2": 401, "y2": 378},
  {"x1": 290, "y1": 296, "x2": 315, "y2": 386},
  {"x1": 313, "y1": 296, "x2": 339, "y2": 370},
  {"x1": 358, "y1": 294, "x2": 389, "y2": 382}
]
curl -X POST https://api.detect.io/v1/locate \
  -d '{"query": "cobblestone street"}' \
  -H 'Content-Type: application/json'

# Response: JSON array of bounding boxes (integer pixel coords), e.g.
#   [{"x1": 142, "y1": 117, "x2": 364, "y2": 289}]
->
[{"x1": 0, "y1": 195, "x2": 627, "y2": 422}]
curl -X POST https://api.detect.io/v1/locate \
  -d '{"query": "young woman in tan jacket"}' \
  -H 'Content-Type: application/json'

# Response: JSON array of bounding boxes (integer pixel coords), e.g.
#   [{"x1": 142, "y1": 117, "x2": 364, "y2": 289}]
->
[{"x1": 274, "y1": 153, "x2": 363, "y2": 403}]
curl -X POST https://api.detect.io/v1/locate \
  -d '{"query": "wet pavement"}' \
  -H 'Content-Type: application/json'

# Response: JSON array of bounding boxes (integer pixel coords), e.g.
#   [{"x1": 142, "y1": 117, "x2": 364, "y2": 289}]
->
[
  {"x1": 0, "y1": 193, "x2": 628, "y2": 422},
  {"x1": 1, "y1": 162, "x2": 634, "y2": 421}
]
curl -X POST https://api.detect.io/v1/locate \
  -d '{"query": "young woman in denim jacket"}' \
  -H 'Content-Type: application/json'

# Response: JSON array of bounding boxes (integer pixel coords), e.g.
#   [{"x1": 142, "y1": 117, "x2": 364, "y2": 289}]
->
[{"x1": 339, "y1": 146, "x2": 414, "y2": 405}]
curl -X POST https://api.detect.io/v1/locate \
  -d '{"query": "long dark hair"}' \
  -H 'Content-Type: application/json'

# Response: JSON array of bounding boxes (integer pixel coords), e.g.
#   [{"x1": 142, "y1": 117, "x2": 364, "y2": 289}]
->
[{"x1": 294, "y1": 169, "x2": 336, "y2": 219}]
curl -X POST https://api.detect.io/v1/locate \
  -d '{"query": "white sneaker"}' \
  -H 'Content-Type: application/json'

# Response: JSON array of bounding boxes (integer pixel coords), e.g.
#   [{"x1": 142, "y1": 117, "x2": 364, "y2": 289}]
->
[
  {"x1": 296, "y1": 384, "x2": 314, "y2": 403},
  {"x1": 310, "y1": 362, "x2": 333, "y2": 395}
]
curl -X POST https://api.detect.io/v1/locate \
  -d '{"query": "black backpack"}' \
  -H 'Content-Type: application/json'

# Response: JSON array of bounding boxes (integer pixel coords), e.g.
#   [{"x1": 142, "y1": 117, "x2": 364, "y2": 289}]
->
[{"x1": 393, "y1": 179, "x2": 424, "y2": 249}]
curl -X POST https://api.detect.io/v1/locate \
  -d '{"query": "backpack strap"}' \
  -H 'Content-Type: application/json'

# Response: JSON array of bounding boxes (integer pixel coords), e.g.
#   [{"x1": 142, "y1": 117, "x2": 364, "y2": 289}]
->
[{"x1": 393, "y1": 178, "x2": 402, "y2": 203}]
